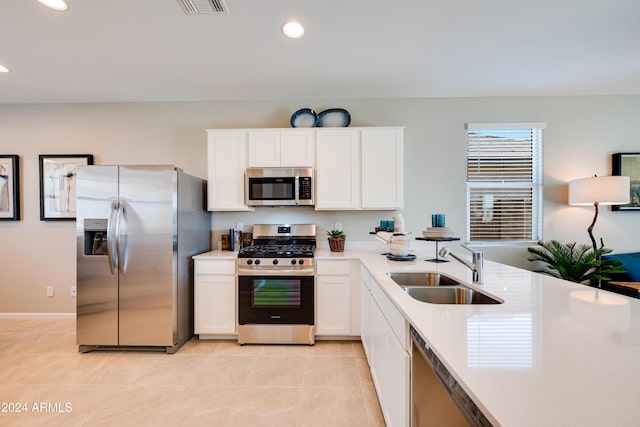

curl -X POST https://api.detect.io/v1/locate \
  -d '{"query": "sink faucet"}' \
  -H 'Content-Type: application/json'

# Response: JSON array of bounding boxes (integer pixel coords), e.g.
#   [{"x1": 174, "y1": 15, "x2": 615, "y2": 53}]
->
[{"x1": 438, "y1": 245, "x2": 484, "y2": 283}]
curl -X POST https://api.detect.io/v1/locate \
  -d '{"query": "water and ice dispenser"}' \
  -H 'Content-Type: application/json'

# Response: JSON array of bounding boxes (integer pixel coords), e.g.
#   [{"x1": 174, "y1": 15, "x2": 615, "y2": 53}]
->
[{"x1": 83, "y1": 219, "x2": 108, "y2": 255}]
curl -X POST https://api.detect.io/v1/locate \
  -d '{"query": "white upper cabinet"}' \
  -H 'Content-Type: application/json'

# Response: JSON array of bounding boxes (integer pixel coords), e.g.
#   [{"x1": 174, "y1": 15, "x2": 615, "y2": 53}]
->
[
  {"x1": 315, "y1": 127, "x2": 404, "y2": 210},
  {"x1": 281, "y1": 130, "x2": 315, "y2": 166},
  {"x1": 248, "y1": 130, "x2": 280, "y2": 167},
  {"x1": 315, "y1": 128, "x2": 361, "y2": 210},
  {"x1": 206, "y1": 127, "x2": 403, "y2": 211},
  {"x1": 248, "y1": 129, "x2": 314, "y2": 167},
  {"x1": 361, "y1": 128, "x2": 404, "y2": 210},
  {"x1": 206, "y1": 130, "x2": 252, "y2": 211}
]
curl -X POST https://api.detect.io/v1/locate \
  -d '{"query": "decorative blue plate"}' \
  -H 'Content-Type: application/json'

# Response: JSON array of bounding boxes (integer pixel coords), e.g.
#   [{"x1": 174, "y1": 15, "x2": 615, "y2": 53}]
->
[
  {"x1": 386, "y1": 254, "x2": 416, "y2": 262},
  {"x1": 316, "y1": 108, "x2": 351, "y2": 127},
  {"x1": 290, "y1": 108, "x2": 317, "y2": 128}
]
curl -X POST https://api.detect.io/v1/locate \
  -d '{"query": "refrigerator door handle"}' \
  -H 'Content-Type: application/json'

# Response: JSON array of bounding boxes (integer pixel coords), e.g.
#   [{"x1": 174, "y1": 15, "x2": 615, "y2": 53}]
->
[
  {"x1": 106, "y1": 198, "x2": 117, "y2": 275},
  {"x1": 115, "y1": 199, "x2": 126, "y2": 275}
]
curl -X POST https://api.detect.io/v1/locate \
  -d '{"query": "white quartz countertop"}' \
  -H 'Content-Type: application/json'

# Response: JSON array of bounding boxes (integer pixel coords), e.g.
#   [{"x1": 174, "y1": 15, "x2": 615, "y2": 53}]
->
[
  {"x1": 341, "y1": 246, "x2": 640, "y2": 427},
  {"x1": 193, "y1": 250, "x2": 238, "y2": 260},
  {"x1": 195, "y1": 244, "x2": 640, "y2": 425}
]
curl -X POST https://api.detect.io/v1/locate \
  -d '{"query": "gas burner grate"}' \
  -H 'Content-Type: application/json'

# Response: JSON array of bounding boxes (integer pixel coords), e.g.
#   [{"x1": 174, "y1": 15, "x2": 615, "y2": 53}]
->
[{"x1": 238, "y1": 244, "x2": 315, "y2": 258}]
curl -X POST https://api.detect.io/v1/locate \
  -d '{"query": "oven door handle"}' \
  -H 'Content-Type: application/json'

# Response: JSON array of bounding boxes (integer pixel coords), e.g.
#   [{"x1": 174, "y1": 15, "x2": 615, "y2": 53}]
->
[{"x1": 238, "y1": 267, "x2": 314, "y2": 276}]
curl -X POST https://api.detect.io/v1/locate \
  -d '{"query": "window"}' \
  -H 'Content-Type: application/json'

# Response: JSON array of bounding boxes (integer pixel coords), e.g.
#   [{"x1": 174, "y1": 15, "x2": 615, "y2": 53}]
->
[{"x1": 465, "y1": 123, "x2": 544, "y2": 245}]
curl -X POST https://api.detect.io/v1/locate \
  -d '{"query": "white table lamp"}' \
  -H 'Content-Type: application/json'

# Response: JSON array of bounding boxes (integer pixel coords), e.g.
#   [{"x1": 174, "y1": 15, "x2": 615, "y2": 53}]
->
[{"x1": 568, "y1": 175, "x2": 630, "y2": 251}]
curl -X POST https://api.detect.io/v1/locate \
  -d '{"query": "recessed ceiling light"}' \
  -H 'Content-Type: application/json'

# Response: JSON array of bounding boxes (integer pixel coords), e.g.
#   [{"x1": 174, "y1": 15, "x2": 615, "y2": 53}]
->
[
  {"x1": 37, "y1": 0, "x2": 69, "y2": 11},
  {"x1": 282, "y1": 21, "x2": 304, "y2": 39},
  {"x1": 0, "y1": 65, "x2": 9, "y2": 73}
]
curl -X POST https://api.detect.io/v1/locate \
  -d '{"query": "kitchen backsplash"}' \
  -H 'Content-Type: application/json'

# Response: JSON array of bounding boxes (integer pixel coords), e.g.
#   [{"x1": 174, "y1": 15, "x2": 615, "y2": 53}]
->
[{"x1": 209, "y1": 208, "x2": 403, "y2": 248}]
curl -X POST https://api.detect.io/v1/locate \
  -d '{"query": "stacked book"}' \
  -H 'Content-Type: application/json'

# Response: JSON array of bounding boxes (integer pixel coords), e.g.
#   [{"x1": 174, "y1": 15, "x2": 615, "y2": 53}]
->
[{"x1": 422, "y1": 227, "x2": 455, "y2": 238}]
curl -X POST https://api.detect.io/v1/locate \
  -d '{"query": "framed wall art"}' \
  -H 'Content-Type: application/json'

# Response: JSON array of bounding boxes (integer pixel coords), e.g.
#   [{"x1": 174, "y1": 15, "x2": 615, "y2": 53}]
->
[
  {"x1": 39, "y1": 154, "x2": 94, "y2": 221},
  {"x1": 0, "y1": 155, "x2": 20, "y2": 221},
  {"x1": 612, "y1": 152, "x2": 640, "y2": 211}
]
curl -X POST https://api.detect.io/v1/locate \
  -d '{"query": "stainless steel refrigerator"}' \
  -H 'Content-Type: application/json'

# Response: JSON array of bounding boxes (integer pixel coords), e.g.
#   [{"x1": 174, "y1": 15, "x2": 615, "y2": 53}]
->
[{"x1": 76, "y1": 165, "x2": 211, "y2": 353}]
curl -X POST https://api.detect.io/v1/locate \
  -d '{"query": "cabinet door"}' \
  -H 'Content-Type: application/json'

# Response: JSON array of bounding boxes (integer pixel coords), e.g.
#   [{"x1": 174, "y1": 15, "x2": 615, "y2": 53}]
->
[
  {"x1": 369, "y1": 296, "x2": 387, "y2": 405},
  {"x1": 382, "y1": 311, "x2": 410, "y2": 427},
  {"x1": 315, "y1": 129, "x2": 360, "y2": 209},
  {"x1": 248, "y1": 130, "x2": 281, "y2": 167},
  {"x1": 360, "y1": 268, "x2": 371, "y2": 358},
  {"x1": 281, "y1": 130, "x2": 315, "y2": 167},
  {"x1": 316, "y1": 275, "x2": 351, "y2": 335},
  {"x1": 369, "y1": 277, "x2": 410, "y2": 427},
  {"x1": 361, "y1": 128, "x2": 404, "y2": 210},
  {"x1": 207, "y1": 130, "x2": 251, "y2": 211},
  {"x1": 194, "y1": 274, "x2": 236, "y2": 335}
]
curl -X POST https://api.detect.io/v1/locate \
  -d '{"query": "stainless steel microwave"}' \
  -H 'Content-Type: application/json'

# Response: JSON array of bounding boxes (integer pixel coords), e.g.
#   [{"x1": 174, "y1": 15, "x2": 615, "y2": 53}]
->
[{"x1": 246, "y1": 168, "x2": 314, "y2": 206}]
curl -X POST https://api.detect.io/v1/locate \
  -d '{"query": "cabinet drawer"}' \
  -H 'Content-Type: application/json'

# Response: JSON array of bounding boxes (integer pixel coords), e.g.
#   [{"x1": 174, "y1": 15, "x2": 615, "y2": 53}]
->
[
  {"x1": 195, "y1": 260, "x2": 236, "y2": 275},
  {"x1": 316, "y1": 260, "x2": 351, "y2": 275}
]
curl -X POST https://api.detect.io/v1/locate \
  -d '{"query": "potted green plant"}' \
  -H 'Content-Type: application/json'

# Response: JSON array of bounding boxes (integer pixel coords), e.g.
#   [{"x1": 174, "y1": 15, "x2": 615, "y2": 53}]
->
[
  {"x1": 527, "y1": 240, "x2": 625, "y2": 284},
  {"x1": 327, "y1": 229, "x2": 346, "y2": 252}
]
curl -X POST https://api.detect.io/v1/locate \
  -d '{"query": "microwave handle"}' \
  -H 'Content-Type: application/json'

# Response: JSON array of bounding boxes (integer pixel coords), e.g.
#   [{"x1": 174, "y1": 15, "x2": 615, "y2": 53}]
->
[{"x1": 294, "y1": 175, "x2": 300, "y2": 205}]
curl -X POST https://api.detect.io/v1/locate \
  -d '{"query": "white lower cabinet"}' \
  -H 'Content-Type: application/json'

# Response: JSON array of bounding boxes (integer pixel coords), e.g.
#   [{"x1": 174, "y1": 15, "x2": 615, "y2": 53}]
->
[
  {"x1": 368, "y1": 276, "x2": 410, "y2": 427},
  {"x1": 360, "y1": 264, "x2": 372, "y2": 358},
  {"x1": 316, "y1": 275, "x2": 351, "y2": 335},
  {"x1": 316, "y1": 259, "x2": 360, "y2": 337},
  {"x1": 194, "y1": 259, "x2": 236, "y2": 335}
]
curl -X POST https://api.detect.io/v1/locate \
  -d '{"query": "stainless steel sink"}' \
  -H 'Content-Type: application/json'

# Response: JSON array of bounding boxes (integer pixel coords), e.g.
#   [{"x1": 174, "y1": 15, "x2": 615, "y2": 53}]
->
[
  {"x1": 404, "y1": 286, "x2": 501, "y2": 304},
  {"x1": 386, "y1": 272, "x2": 463, "y2": 287},
  {"x1": 386, "y1": 272, "x2": 503, "y2": 305}
]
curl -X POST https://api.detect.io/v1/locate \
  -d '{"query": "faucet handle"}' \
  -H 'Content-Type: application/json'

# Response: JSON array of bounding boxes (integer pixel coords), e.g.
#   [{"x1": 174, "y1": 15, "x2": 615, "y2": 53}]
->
[{"x1": 438, "y1": 246, "x2": 451, "y2": 258}]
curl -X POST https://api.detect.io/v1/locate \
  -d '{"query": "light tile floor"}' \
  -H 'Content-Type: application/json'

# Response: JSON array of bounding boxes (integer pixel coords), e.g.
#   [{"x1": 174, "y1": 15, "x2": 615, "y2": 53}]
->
[{"x1": 0, "y1": 319, "x2": 385, "y2": 426}]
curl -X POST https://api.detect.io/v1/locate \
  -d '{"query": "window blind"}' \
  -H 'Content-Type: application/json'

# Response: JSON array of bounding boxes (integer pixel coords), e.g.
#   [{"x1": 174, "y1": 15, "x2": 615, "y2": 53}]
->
[{"x1": 465, "y1": 124, "x2": 544, "y2": 244}]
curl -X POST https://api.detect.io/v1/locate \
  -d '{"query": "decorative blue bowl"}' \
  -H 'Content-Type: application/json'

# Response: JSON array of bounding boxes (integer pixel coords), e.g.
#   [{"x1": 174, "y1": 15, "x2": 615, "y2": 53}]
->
[
  {"x1": 290, "y1": 108, "x2": 317, "y2": 128},
  {"x1": 316, "y1": 108, "x2": 351, "y2": 127}
]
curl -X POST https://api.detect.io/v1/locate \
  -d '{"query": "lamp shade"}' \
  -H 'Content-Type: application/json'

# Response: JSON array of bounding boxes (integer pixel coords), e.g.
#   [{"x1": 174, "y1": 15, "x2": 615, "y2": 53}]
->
[{"x1": 568, "y1": 175, "x2": 630, "y2": 206}]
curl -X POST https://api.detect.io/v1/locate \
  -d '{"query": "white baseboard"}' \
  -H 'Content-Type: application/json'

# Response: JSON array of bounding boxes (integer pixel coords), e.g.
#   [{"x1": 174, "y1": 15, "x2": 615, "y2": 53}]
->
[{"x1": 0, "y1": 313, "x2": 75, "y2": 320}]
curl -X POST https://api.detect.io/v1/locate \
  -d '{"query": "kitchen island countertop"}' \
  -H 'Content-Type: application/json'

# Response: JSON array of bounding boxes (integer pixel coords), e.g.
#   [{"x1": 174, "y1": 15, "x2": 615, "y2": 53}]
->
[{"x1": 325, "y1": 245, "x2": 640, "y2": 426}]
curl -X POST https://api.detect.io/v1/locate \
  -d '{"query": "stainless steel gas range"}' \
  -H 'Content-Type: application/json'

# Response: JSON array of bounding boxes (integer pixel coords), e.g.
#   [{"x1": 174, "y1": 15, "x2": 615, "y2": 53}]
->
[{"x1": 237, "y1": 224, "x2": 316, "y2": 345}]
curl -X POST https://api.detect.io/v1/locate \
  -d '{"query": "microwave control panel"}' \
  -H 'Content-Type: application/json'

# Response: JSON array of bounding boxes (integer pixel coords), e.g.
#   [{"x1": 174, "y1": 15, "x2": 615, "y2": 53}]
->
[{"x1": 299, "y1": 177, "x2": 312, "y2": 200}]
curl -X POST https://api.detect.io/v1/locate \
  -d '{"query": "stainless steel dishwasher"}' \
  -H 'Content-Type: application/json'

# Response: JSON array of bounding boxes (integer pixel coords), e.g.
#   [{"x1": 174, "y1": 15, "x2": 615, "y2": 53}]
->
[{"x1": 410, "y1": 326, "x2": 493, "y2": 427}]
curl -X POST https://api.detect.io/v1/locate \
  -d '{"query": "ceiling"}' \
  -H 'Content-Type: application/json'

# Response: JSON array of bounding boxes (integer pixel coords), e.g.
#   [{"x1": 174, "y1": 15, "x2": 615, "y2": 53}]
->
[{"x1": 2, "y1": 0, "x2": 640, "y2": 104}]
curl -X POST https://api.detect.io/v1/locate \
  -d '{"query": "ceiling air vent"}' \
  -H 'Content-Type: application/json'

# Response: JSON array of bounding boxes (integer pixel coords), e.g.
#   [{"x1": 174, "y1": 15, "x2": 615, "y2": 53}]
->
[{"x1": 177, "y1": 0, "x2": 229, "y2": 15}]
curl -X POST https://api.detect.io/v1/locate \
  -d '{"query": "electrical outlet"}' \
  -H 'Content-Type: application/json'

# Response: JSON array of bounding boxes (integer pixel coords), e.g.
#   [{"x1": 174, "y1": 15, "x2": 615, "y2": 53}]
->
[
  {"x1": 70, "y1": 286, "x2": 77, "y2": 297},
  {"x1": 46, "y1": 286, "x2": 54, "y2": 298},
  {"x1": 334, "y1": 222, "x2": 342, "y2": 230}
]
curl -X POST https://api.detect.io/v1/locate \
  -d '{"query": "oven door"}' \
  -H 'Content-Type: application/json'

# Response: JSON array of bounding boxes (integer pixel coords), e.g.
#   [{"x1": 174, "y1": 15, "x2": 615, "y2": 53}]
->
[{"x1": 238, "y1": 274, "x2": 314, "y2": 325}]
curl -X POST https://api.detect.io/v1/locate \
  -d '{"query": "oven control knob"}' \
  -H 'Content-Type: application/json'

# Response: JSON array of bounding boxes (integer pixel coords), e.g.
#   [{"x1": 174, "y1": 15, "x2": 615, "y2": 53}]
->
[
  {"x1": 254, "y1": 259, "x2": 261, "y2": 265},
  {"x1": 291, "y1": 259, "x2": 297, "y2": 265},
  {"x1": 247, "y1": 259, "x2": 253, "y2": 265},
  {"x1": 272, "y1": 259, "x2": 279, "y2": 265}
]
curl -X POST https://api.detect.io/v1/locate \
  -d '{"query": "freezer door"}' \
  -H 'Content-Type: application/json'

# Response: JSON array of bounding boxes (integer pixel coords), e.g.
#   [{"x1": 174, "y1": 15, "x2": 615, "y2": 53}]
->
[
  {"x1": 118, "y1": 166, "x2": 177, "y2": 346},
  {"x1": 76, "y1": 165, "x2": 119, "y2": 346}
]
